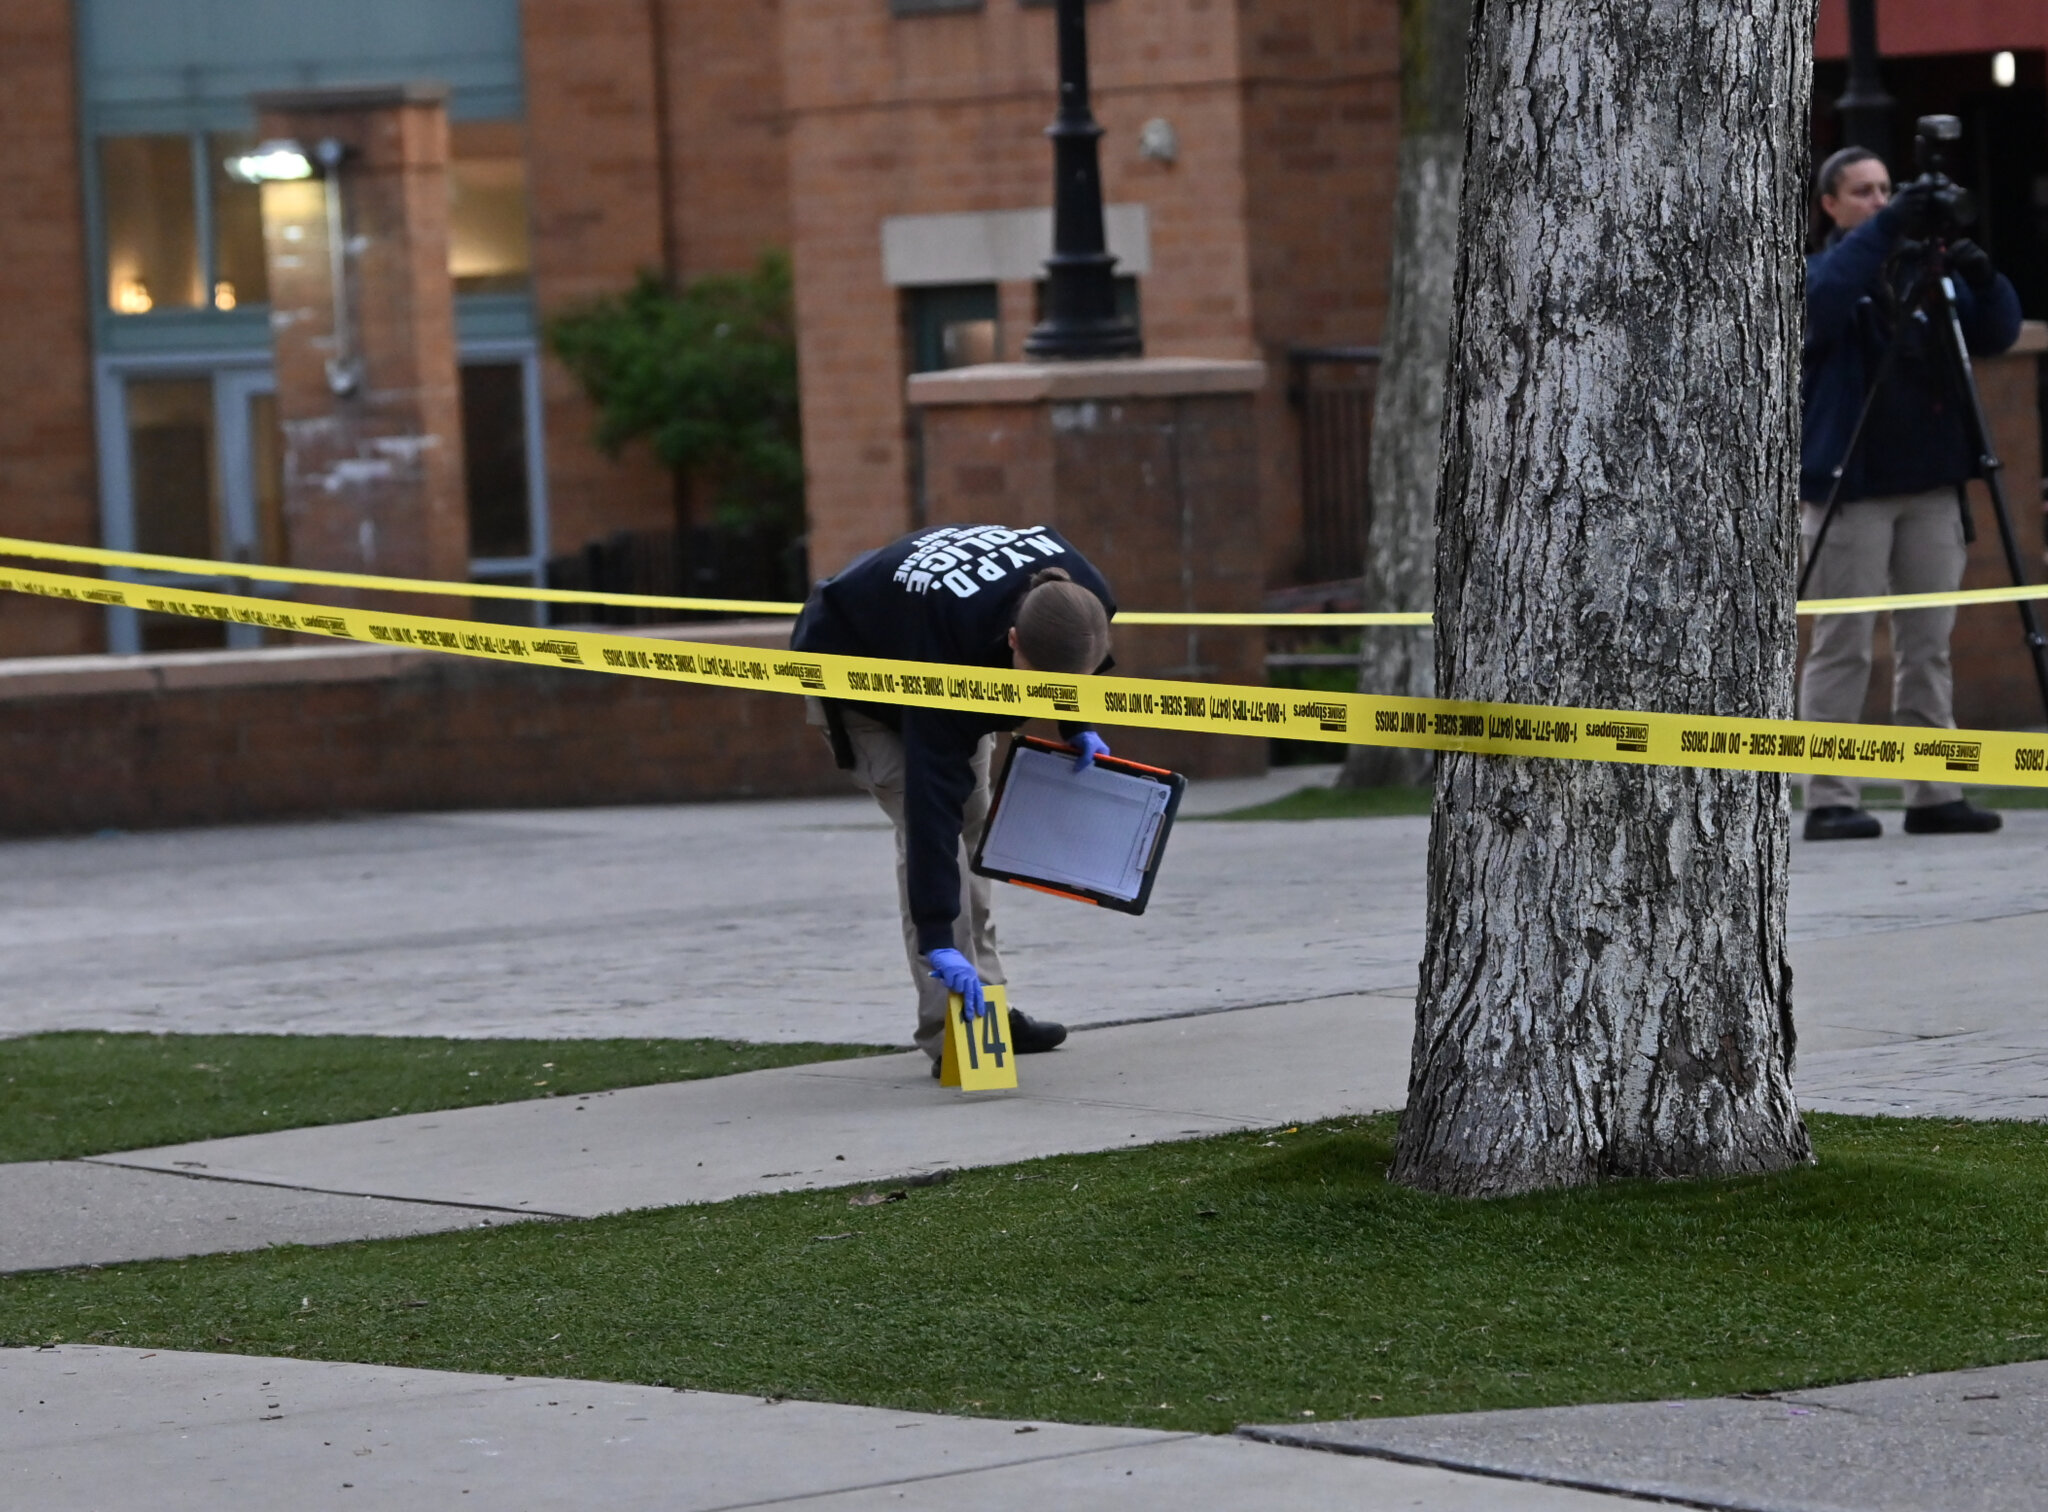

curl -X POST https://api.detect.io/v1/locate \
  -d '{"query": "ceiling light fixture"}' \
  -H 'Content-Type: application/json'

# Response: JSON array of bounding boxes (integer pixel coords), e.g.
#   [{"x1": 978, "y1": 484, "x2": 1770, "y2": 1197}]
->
[{"x1": 225, "y1": 140, "x2": 317, "y2": 184}]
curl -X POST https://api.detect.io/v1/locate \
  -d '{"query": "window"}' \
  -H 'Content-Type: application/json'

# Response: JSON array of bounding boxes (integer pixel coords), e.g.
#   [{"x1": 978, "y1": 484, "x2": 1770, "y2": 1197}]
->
[
  {"x1": 98, "y1": 122, "x2": 531, "y2": 315},
  {"x1": 100, "y1": 136, "x2": 202, "y2": 314},
  {"x1": 451, "y1": 121, "x2": 533, "y2": 295},
  {"x1": 906, "y1": 284, "x2": 999, "y2": 373},
  {"x1": 462, "y1": 361, "x2": 533, "y2": 558},
  {"x1": 99, "y1": 133, "x2": 262, "y2": 315},
  {"x1": 208, "y1": 132, "x2": 270, "y2": 309}
]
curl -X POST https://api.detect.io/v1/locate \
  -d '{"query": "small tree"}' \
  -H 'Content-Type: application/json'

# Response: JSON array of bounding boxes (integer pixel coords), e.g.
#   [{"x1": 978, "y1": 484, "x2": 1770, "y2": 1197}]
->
[
  {"x1": 1395, "y1": 0, "x2": 1816, "y2": 1196},
  {"x1": 547, "y1": 251, "x2": 803, "y2": 534}
]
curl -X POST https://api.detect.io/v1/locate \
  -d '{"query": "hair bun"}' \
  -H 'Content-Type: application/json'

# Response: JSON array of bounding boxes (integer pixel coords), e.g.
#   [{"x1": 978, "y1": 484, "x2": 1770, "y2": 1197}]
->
[{"x1": 1027, "y1": 566, "x2": 1073, "y2": 591}]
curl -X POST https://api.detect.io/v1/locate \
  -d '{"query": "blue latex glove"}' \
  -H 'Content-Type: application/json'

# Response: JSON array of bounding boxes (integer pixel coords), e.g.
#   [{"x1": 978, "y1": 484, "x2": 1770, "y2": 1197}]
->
[
  {"x1": 1070, "y1": 731, "x2": 1111, "y2": 772},
  {"x1": 927, "y1": 947, "x2": 986, "y2": 1021}
]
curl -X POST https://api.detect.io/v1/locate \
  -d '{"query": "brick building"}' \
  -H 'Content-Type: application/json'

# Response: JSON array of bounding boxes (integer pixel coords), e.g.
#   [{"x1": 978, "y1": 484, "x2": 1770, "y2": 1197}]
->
[
  {"x1": 0, "y1": 2, "x2": 2045, "y2": 831},
  {"x1": 781, "y1": 0, "x2": 1391, "y2": 584},
  {"x1": 0, "y1": 0, "x2": 1395, "y2": 669},
  {"x1": 6, "y1": 1, "x2": 2043, "y2": 652}
]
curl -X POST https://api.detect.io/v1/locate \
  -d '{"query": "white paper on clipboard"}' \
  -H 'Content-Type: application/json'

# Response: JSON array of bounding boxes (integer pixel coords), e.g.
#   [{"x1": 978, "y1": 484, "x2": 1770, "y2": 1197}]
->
[{"x1": 978, "y1": 746, "x2": 1172, "y2": 901}]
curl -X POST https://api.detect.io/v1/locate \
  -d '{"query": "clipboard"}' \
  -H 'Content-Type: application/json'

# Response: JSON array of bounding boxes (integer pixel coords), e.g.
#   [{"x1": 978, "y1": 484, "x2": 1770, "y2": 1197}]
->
[{"x1": 970, "y1": 734, "x2": 1186, "y2": 915}]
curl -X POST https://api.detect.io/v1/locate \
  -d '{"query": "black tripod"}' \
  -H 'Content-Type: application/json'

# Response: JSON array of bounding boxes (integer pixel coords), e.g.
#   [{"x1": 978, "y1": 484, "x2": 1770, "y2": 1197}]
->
[{"x1": 1799, "y1": 243, "x2": 2048, "y2": 726}]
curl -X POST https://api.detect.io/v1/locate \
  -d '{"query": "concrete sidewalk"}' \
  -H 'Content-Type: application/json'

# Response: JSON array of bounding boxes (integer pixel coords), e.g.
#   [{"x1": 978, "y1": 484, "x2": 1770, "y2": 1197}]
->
[
  {"x1": 4, "y1": 992, "x2": 1413, "y2": 1272},
  {"x1": 0, "y1": 769, "x2": 1388, "y2": 1046},
  {"x1": 5, "y1": 778, "x2": 2042, "y2": 1065},
  {"x1": 10, "y1": 1349, "x2": 2047, "y2": 1510},
  {"x1": 5, "y1": 790, "x2": 2047, "y2": 1510},
  {"x1": 5, "y1": 799, "x2": 2047, "y2": 1273},
  {"x1": 1246, "y1": 1358, "x2": 2048, "y2": 1512},
  {"x1": 0, "y1": 1345, "x2": 1639, "y2": 1511}
]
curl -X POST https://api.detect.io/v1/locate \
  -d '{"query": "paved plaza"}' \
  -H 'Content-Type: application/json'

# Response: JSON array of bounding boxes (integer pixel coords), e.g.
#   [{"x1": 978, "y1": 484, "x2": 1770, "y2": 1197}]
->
[
  {"x1": 7, "y1": 773, "x2": 2048, "y2": 1114},
  {"x1": 4, "y1": 771, "x2": 2046, "y2": 1508}
]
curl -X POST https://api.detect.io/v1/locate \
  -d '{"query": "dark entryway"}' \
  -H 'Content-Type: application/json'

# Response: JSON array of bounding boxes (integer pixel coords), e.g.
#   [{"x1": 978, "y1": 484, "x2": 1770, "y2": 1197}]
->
[{"x1": 1289, "y1": 346, "x2": 1380, "y2": 586}]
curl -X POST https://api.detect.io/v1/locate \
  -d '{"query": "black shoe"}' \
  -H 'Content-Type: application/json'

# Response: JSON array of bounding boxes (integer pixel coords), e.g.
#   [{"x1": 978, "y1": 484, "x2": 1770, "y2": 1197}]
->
[
  {"x1": 1903, "y1": 800, "x2": 2002, "y2": 835},
  {"x1": 930, "y1": 1056, "x2": 942, "y2": 1079},
  {"x1": 1008, "y1": 1008, "x2": 1067, "y2": 1054},
  {"x1": 1804, "y1": 805, "x2": 1882, "y2": 841}
]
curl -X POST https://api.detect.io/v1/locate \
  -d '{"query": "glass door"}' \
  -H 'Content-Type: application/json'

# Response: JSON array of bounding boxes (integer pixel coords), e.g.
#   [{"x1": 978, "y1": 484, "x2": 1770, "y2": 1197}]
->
[
  {"x1": 459, "y1": 348, "x2": 550, "y2": 625},
  {"x1": 99, "y1": 363, "x2": 284, "y2": 653},
  {"x1": 100, "y1": 355, "x2": 544, "y2": 650},
  {"x1": 214, "y1": 367, "x2": 287, "y2": 650}
]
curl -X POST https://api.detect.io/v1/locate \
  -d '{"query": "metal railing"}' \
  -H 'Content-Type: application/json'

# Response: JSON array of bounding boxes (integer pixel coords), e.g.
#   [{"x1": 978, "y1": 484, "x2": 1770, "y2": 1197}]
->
[
  {"x1": 1288, "y1": 345, "x2": 1380, "y2": 587},
  {"x1": 545, "y1": 525, "x2": 808, "y2": 627}
]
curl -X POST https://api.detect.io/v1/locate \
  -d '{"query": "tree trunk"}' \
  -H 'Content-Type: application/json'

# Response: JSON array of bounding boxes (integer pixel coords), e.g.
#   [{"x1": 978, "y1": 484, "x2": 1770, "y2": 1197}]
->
[
  {"x1": 1341, "y1": 0, "x2": 1469, "y2": 790},
  {"x1": 1392, "y1": 0, "x2": 1817, "y2": 1196}
]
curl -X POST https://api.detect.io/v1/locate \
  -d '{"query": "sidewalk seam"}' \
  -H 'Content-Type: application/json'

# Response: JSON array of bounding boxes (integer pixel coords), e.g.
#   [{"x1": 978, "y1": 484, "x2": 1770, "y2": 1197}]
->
[
  {"x1": 693, "y1": 1432, "x2": 1205, "y2": 1511},
  {"x1": 74, "y1": 1158, "x2": 577, "y2": 1221},
  {"x1": 1073, "y1": 986, "x2": 1409, "y2": 1032},
  {"x1": 1232, "y1": 1426, "x2": 1762, "y2": 1512},
  {"x1": 782, "y1": 1070, "x2": 1315, "y2": 1127},
  {"x1": 1788, "y1": 904, "x2": 2048, "y2": 948}
]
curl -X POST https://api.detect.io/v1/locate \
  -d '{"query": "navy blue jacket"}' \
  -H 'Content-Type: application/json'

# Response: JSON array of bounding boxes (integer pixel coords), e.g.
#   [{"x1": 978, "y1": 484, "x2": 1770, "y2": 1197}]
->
[
  {"x1": 1801, "y1": 205, "x2": 2022, "y2": 503},
  {"x1": 791, "y1": 525, "x2": 1115, "y2": 955}
]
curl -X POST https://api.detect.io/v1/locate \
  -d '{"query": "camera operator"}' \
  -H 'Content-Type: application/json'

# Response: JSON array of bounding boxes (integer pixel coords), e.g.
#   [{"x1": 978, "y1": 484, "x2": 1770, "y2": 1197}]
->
[{"x1": 1798, "y1": 145, "x2": 2022, "y2": 840}]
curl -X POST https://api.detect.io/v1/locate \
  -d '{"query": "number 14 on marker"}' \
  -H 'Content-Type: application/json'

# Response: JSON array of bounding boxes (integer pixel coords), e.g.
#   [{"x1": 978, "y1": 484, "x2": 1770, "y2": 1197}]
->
[{"x1": 940, "y1": 984, "x2": 1018, "y2": 1091}]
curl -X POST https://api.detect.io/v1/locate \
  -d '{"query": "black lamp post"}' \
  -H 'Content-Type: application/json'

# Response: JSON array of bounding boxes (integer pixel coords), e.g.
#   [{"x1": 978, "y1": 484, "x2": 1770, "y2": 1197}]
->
[
  {"x1": 1835, "y1": 0, "x2": 1894, "y2": 162},
  {"x1": 1024, "y1": 0, "x2": 1141, "y2": 360}
]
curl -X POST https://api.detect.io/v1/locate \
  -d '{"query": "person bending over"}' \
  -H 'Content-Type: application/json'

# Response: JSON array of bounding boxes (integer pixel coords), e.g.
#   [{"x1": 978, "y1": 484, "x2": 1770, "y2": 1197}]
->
[
  {"x1": 793, "y1": 524, "x2": 1116, "y2": 1073},
  {"x1": 1798, "y1": 146, "x2": 2020, "y2": 840}
]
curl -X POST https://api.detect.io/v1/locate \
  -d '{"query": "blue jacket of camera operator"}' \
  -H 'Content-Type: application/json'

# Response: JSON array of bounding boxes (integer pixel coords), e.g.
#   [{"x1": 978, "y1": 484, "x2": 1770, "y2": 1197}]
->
[{"x1": 1801, "y1": 202, "x2": 2022, "y2": 505}]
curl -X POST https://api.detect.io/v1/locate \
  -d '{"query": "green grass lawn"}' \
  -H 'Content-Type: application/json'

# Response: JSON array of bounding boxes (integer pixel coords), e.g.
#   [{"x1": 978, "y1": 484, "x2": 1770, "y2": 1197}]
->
[
  {"x1": 8, "y1": 1113, "x2": 2046, "y2": 1430},
  {"x1": 0, "y1": 1033, "x2": 890, "y2": 1164},
  {"x1": 1209, "y1": 780, "x2": 2048, "y2": 823}
]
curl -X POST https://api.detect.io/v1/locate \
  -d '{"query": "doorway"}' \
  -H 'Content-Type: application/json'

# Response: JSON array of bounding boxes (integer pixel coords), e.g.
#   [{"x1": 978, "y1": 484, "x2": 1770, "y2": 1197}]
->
[
  {"x1": 96, "y1": 350, "x2": 551, "y2": 651},
  {"x1": 95, "y1": 361, "x2": 285, "y2": 653}
]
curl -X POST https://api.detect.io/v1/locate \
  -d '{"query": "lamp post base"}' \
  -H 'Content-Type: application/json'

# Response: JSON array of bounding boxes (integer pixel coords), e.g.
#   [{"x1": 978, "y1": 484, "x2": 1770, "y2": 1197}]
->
[{"x1": 1022, "y1": 319, "x2": 1142, "y2": 361}]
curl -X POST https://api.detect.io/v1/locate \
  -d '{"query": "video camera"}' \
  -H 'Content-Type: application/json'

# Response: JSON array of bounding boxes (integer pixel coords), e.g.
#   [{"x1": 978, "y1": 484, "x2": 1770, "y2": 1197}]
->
[{"x1": 1894, "y1": 114, "x2": 1977, "y2": 238}]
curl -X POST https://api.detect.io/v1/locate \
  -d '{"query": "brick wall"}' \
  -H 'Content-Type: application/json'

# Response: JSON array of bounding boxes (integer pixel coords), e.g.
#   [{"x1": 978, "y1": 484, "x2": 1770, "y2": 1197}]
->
[
  {"x1": 661, "y1": 0, "x2": 792, "y2": 282},
  {"x1": 0, "y1": 0, "x2": 102, "y2": 658},
  {"x1": 783, "y1": 0, "x2": 1267, "y2": 581},
  {"x1": 522, "y1": 0, "x2": 678, "y2": 555},
  {"x1": 0, "y1": 623, "x2": 848, "y2": 837},
  {"x1": 913, "y1": 363, "x2": 1269, "y2": 777},
  {"x1": 780, "y1": 0, "x2": 1402, "y2": 589},
  {"x1": 1237, "y1": 0, "x2": 1399, "y2": 582},
  {"x1": 259, "y1": 89, "x2": 472, "y2": 612},
  {"x1": 523, "y1": 0, "x2": 796, "y2": 559}
]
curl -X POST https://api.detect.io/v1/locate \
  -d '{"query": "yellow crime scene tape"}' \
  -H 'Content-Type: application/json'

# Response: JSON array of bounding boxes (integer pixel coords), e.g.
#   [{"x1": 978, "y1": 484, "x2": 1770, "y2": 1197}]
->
[
  {"x1": 0, "y1": 535, "x2": 1423, "y2": 625},
  {"x1": 0, "y1": 535, "x2": 807, "y2": 617},
  {"x1": 12, "y1": 534, "x2": 2048, "y2": 624},
  {"x1": 6, "y1": 558, "x2": 2046, "y2": 789}
]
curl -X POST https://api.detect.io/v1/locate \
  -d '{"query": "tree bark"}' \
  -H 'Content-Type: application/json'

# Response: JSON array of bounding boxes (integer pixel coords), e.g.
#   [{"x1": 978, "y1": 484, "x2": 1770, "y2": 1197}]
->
[
  {"x1": 1341, "y1": 0, "x2": 1469, "y2": 790},
  {"x1": 1392, "y1": 0, "x2": 1817, "y2": 1196}
]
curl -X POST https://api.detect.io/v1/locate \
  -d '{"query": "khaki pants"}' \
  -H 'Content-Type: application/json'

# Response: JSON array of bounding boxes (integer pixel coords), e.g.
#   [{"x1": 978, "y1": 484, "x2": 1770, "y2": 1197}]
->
[
  {"x1": 1798, "y1": 489, "x2": 1968, "y2": 811},
  {"x1": 826, "y1": 707, "x2": 1007, "y2": 1060}
]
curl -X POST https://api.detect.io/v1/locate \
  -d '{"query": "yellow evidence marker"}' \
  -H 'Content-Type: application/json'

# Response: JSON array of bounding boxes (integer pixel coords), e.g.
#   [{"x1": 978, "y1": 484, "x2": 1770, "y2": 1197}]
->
[{"x1": 939, "y1": 983, "x2": 1019, "y2": 1091}]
